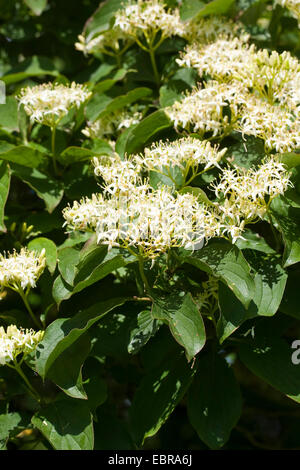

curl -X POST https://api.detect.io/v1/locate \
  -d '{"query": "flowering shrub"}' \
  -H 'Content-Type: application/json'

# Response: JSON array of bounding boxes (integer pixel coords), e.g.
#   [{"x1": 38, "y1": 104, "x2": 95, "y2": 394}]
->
[{"x1": 0, "y1": 0, "x2": 300, "y2": 451}]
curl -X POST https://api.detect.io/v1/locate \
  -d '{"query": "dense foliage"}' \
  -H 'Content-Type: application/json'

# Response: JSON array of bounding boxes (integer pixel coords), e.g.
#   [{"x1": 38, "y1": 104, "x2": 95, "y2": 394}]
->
[{"x1": 0, "y1": 0, "x2": 300, "y2": 451}]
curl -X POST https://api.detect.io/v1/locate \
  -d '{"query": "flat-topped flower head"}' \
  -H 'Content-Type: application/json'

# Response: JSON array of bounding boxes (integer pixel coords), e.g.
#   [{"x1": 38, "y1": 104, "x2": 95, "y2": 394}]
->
[
  {"x1": 179, "y1": 40, "x2": 300, "y2": 109},
  {"x1": 62, "y1": 194, "x2": 105, "y2": 232},
  {"x1": 177, "y1": 38, "x2": 257, "y2": 85},
  {"x1": 250, "y1": 49, "x2": 300, "y2": 106},
  {"x1": 93, "y1": 153, "x2": 143, "y2": 195},
  {"x1": 135, "y1": 137, "x2": 227, "y2": 173},
  {"x1": 239, "y1": 94, "x2": 300, "y2": 153},
  {"x1": 213, "y1": 159, "x2": 292, "y2": 222},
  {"x1": 114, "y1": 0, "x2": 185, "y2": 39},
  {"x1": 17, "y1": 82, "x2": 92, "y2": 127},
  {"x1": 184, "y1": 16, "x2": 250, "y2": 43},
  {"x1": 62, "y1": 184, "x2": 243, "y2": 258},
  {"x1": 0, "y1": 248, "x2": 46, "y2": 291},
  {"x1": 165, "y1": 81, "x2": 246, "y2": 137},
  {"x1": 0, "y1": 325, "x2": 44, "y2": 366}
]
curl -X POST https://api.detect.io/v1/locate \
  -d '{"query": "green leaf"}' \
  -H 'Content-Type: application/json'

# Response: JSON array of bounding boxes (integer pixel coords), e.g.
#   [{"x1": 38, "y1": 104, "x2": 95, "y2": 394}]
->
[
  {"x1": 23, "y1": 0, "x2": 47, "y2": 15},
  {"x1": 239, "y1": 335, "x2": 300, "y2": 404},
  {"x1": 95, "y1": 87, "x2": 152, "y2": 121},
  {"x1": 187, "y1": 352, "x2": 242, "y2": 449},
  {"x1": 27, "y1": 237, "x2": 57, "y2": 274},
  {"x1": 91, "y1": 68, "x2": 127, "y2": 91},
  {"x1": 31, "y1": 398, "x2": 94, "y2": 450},
  {"x1": 180, "y1": 186, "x2": 213, "y2": 205},
  {"x1": 36, "y1": 296, "x2": 127, "y2": 379},
  {"x1": 180, "y1": 0, "x2": 234, "y2": 20},
  {"x1": 130, "y1": 350, "x2": 196, "y2": 445},
  {"x1": 195, "y1": 0, "x2": 235, "y2": 18},
  {"x1": 278, "y1": 152, "x2": 300, "y2": 169},
  {"x1": 0, "y1": 97, "x2": 19, "y2": 131},
  {"x1": 128, "y1": 310, "x2": 159, "y2": 355},
  {"x1": 182, "y1": 240, "x2": 255, "y2": 308},
  {"x1": 180, "y1": 0, "x2": 205, "y2": 21},
  {"x1": 159, "y1": 85, "x2": 183, "y2": 108},
  {"x1": 149, "y1": 165, "x2": 184, "y2": 189},
  {"x1": 47, "y1": 334, "x2": 91, "y2": 400},
  {"x1": 72, "y1": 246, "x2": 136, "y2": 295},
  {"x1": 11, "y1": 163, "x2": 63, "y2": 212},
  {"x1": 217, "y1": 250, "x2": 286, "y2": 342},
  {"x1": 2, "y1": 56, "x2": 59, "y2": 85},
  {"x1": 58, "y1": 143, "x2": 112, "y2": 166},
  {"x1": 0, "y1": 145, "x2": 48, "y2": 169},
  {"x1": 217, "y1": 283, "x2": 255, "y2": 343},
  {"x1": 0, "y1": 141, "x2": 14, "y2": 153},
  {"x1": 58, "y1": 247, "x2": 81, "y2": 285},
  {"x1": 84, "y1": 0, "x2": 124, "y2": 40},
  {"x1": 271, "y1": 197, "x2": 300, "y2": 267},
  {"x1": 0, "y1": 412, "x2": 30, "y2": 449},
  {"x1": 152, "y1": 293, "x2": 206, "y2": 361},
  {"x1": 85, "y1": 94, "x2": 113, "y2": 122},
  {"x1": 228, "y1": 136, "x2": 266, "y2": 169},
  {"x1": 280, "y1": 270, "x2": 300, "y2": 320},
  {"x1": 83, "y1": 371, "x2": 107, "y2": 414},
  {"x1": 235, "y1": 229, "x2": 275, "y2": 253},
  {"x1": 52, "y1": 274, "x2": 73, "y2": 305},
  {"x1": 245, "y1": 250, "x2": 287, "y2": 317},
  {"x1": 123, "y1": 110, "x2": 171, "y2": 155},
  {"x1": 0, "y1": 161, "x2": 10, "y2": 232}
]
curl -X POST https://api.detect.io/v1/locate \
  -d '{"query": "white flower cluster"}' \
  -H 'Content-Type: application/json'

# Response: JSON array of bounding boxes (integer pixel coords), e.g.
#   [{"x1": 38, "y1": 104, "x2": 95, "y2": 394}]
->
[
  {"x1": 0, "y1": 325, "x2": 44, "y2": 366},
  {"x1": 179, "y1": 41, "x2": 300, "y2": 102},
  {"x1": 114, "y1": 0, "x2": 185, "y2": 39},
  {"x1": 176, "y1": 42, "x2": 300, "y2": 151},
  {"x1": 165, "y1": 81, "x2": 245, "y2": 136},
  {"x1": 240, "y1": 95, "x2": 300, "y2": 153},
  {"x1": 183, "y1": 16, "x2": 250, "y2": 43},
  {"x1": 135, "y1": 137, "x2": 227, "y2": 173},
  {"x1": 275, "y1": 0, "x2": 300, "y2": 25},
  {"x1": 62, "y1": 194, "x2": 104, "y2": 232},
  {"x1": 213, "y1": 159, "x2": 292, "y2": 222},
  {"x1": 63, "y1": 176, "x2": 247, "y2": 257},
  {"x1": 82, "y1": 107, "x2": 143, "y2": 140},
  {"x1": 251, "y1": 50, "x2": 300, "y2": 108},
  {"x1": 177, "y1": 38, "x2": 256, "y2": 84},
  {"x1": 64, "y1": 186, "x2": 218, "y2": 258},
  {"x1": 93, "y1": 154, "x2": 143, "y2": 195},
  {"x1": 0, "y1": 248, "x2": 46, "y2": 291},
  {"x1": 17, "y1": 82, "x2": 92, "y2": 127}
]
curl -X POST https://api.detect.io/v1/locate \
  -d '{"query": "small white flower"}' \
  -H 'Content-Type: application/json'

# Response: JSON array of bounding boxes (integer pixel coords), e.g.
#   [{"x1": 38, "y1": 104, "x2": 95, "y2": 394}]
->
[
  {"x1": 114, "y1": 0, "x2": 185, "y2": 39},
  {"x1": 0, "y1": 325, "x2": 44, "y2": 366},
  {"x1": 239, "y1": 94, "x2": 300, "y2": 153},
  {"x1": 135, "y1": 137, "x2": 227, "y2": 173},
  {"x1": 93, "y1": 153, "x2": 143, "y2": 195},
  {"x1": 0, "y1": 248, "x2": 46, "y2": 291},
  {"x1": 165, "y1": 81, "x2": 246, "y2": 136},
  {"x1": 213, "y1": 159, "x2": 292, "y2": 223},
  {"x1": 183, "y1": 16, "x2": 250, "y2": 43},
  {"x1": 178, "y1": 38, "x2": 256, "y2": 85},
  {"x1": 63, "y1": 184, "x2": 234, "y2": 258},
  {"x1": 17, "y1": 82, "x2": 92, "y2": 127}
]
